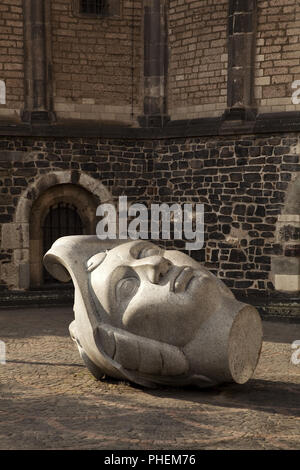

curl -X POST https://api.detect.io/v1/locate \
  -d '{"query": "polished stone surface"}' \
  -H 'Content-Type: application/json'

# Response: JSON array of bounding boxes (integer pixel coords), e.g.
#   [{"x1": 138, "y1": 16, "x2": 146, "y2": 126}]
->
[{"x1": 43, "y1": 236, "x2": 263, "y2": 388}]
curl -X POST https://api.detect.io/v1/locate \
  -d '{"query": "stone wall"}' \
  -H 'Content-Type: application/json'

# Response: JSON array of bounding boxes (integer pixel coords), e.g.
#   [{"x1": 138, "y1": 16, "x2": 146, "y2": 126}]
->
[
  {"x1": 152, "y1": 133, "x2": 300, "y2": 299},
  {"x1": 0, "y1": 0, "x2": 24, "y2": 119},
  {"x1": 51, "y1": 0, "x2": 143, "y2": 124},
  {"x1": 0, "y1": 133, "x2": 299, "y2": 299},
  {"x1": 168, "y1": 0, "x2": 228, "y2": 120}
]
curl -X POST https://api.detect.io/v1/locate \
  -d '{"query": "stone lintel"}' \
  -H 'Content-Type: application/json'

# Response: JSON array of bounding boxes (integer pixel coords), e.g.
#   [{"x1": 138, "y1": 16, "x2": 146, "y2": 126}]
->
[
  {"x1": 2, "y1": 111, "x2": 300, "y2": 137},
  {"x1": 278, "y1": 214, "x2": 300, "y2": 223},
  {"x1": 274, "y1": 275, "x2": 300, "y2": 293}
]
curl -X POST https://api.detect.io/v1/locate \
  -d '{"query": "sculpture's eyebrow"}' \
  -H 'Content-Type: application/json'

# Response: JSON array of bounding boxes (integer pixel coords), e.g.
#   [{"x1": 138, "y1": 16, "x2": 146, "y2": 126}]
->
[
  {"x1": 129, "y1": 241, "x2": 152, "y2": 259},
  {"x1": 86, "y1": 252, "x2": 107, "y2": 272},
  {"x1": 131, "y1": 243, "x2": 165, "y2": 261}
]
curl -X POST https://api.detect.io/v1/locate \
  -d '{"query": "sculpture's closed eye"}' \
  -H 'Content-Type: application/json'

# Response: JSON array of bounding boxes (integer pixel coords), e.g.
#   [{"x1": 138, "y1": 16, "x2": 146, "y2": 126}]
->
[{"x1": 116, "y1": 276, "x2": 140, "y2": 304}]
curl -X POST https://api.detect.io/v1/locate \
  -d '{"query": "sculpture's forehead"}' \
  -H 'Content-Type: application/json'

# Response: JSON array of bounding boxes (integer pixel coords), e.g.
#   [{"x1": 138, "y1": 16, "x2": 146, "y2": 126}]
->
[
  {"x1": 87, "y1": 240, "x2": 157, "y2": 276},
  {"x1": 100, "y1": 240, "x2": 161, "y2": 264},
  {"x1": 107, "y1": 240, "x2": 202, "y2": 268}
]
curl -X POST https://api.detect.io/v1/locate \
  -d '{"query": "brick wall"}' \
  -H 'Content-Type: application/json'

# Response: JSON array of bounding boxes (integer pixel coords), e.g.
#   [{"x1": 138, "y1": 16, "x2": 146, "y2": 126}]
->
[
  {"x1": 168, "y1": 0, "x2": 228, "y2": 121},
  {"x1": 1, "y1": 0, "x2": 300, "y2": 124},
  {"x1": 1, "y1": 132, "x2": 300, "y2": 298},
  {"x1": 255, "y1": 0, "x2": 300, "y2": 113},
  {"x1": 0, "y1": 0, "x2": 24, "y2": 119},
  {"x1": 51, "y1": 0, "x2": 143, "y2": 124}
]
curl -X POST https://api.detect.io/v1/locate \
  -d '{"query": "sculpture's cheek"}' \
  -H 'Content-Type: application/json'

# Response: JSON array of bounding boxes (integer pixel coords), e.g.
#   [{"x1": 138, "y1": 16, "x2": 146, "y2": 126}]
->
[{"x1": 121, "y1": 295, "x2": 204, "y2": 347}]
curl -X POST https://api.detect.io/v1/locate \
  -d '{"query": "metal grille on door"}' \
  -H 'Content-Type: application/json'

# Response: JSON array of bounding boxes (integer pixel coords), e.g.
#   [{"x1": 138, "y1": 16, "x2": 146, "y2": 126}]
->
[{"x1": 43, "y1": 202, "x2": 83, "y2": 284}]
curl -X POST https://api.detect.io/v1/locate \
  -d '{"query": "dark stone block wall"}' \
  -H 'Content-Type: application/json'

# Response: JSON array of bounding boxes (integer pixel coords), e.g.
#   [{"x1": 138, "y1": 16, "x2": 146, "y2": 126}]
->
[{"x1": 0, "y1": 133, "x2": 299, "y2": 303}]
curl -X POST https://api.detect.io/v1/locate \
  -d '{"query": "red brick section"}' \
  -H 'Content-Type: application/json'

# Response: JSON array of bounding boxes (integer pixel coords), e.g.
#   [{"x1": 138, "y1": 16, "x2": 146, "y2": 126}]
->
[
  {"x1": 51, "y1": 0, "x2": 143, "y2": 109},
  {"x1": 255, "y1": 0, "x2": 300, "y2": 112},
  {"x1": 168, "y1": 0, "x2": 228, "y2": 117}
]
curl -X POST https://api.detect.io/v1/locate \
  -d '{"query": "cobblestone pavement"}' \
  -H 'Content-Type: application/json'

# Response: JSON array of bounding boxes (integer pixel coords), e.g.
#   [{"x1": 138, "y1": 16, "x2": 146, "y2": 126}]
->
[{"x1": 0, "y1": 306, "x2": 299, "y2": 450}]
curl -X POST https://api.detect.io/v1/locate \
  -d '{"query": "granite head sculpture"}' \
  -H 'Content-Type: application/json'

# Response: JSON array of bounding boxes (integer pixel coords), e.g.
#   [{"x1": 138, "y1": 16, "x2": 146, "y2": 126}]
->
[{"x1": 44, "y1": 236, "x2": 263, "y2": 388}]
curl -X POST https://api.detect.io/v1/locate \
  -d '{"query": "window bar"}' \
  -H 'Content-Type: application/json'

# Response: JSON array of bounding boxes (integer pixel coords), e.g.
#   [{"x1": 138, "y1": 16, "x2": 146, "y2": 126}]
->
[
  {"x1": 80, "y1": 0, "x2": 107, "y2": 15},
  {"x1": 49, "y1": 205, "x2": 53, "y2": 250},
  {"x1": 66, "y1": 203, "x2": 69, "y2": 235}
]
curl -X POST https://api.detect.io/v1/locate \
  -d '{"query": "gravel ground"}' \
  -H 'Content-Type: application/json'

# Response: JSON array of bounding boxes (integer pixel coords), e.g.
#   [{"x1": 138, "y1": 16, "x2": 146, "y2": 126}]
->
[{"x1": 0, "y1": 306, "x2": 299, "y2": 450}]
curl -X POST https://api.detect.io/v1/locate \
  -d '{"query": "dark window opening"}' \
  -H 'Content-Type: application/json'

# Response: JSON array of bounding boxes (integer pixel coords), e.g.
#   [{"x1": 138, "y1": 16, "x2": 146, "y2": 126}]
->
[
  {"x1": 80, "y1": 0, "x2": 108, "y2": 16},
  {"x1": 43, "y1": 202, "x2": 83, "y2": 284}
]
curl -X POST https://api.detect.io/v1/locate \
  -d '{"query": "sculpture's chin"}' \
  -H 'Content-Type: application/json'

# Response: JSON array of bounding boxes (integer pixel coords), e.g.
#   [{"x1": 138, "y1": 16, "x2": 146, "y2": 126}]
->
[
  {"x1": 120, "y1": 275, "x2": 221, "y2": 347},
  {"x1": 122, "y1": 304, "x2": 204, "y2": 348}
]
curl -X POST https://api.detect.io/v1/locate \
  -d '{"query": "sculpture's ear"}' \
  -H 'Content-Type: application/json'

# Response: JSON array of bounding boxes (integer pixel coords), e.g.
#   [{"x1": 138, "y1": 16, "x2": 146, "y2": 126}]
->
[
  {"x1": 43, "y1": 252, "x2": 72, "y2": 283},
  {"x1": 43, "y1": 235, "x2": 127, "y2": 284},
  {"x1": 44, "y1": 236, "x2": 129, "y2": 327}
]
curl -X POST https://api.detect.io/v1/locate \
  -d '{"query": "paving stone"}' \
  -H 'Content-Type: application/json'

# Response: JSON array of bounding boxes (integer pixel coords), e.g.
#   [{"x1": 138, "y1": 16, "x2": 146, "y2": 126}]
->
[{"x1": 0, "y1": 306, "x2": 299, "y2": 450}]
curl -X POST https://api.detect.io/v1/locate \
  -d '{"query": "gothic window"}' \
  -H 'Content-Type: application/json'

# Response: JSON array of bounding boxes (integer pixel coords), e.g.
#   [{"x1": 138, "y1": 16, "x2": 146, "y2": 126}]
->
[
  {"x1": 74, "y1": 0, "x2": 120, "y2": 18},
  {"x1": 79, "y1": 0, "x2": 108, "y2": 16}
]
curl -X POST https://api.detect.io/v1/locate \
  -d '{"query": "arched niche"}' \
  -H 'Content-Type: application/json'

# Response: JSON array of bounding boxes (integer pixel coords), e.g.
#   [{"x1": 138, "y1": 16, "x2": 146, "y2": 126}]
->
[
  {"x1": 29, "y1": 183, "x2": 99, "y2": 288},
  {"x1": 1, "y1": 171, "x2": 113, "y2": 290}
]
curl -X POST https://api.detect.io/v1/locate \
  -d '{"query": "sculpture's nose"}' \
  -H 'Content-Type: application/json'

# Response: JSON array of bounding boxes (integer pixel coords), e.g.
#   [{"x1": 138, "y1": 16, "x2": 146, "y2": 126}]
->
[{"x1": 131, "y1": 255, "x2": 172, "y2": 284}]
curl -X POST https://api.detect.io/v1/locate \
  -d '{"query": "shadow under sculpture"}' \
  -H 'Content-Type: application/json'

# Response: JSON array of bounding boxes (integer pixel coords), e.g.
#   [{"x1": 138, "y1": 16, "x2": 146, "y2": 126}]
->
[{"x1": 44, "y1": 236, "x2": 263, "y2": 389}]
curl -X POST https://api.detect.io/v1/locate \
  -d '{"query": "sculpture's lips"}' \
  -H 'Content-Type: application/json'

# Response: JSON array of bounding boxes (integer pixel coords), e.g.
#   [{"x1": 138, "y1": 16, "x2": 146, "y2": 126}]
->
[{"x1": 171, "y1": 266, "x2": 194, "y2": 293}]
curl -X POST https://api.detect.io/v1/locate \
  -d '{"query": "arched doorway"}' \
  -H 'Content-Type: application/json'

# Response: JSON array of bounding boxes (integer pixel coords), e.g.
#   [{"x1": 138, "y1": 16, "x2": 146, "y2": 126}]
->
[
  {"x1": 43, "y1": 202, "x2": 84, "y2": 284},
  {"x1": 4, "y1": 170, "x2": 113, "y2": 291},
  {"x1": 30, "y1": 184, "x2": 98, "y2": 288}
]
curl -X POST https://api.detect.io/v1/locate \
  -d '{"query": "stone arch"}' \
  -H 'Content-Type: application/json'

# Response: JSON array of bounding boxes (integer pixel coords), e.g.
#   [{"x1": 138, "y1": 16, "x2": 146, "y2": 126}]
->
[
  {"x1": 30, "y1": 184, "x2": 98, "y2": 287},
  {"x1": 271, "y1": 174, "x2": 300, "y2": 293},
  {"x1": 2, "y1": 171, "x2": 113, "y2": 290},
  {"x1": 15, "y1": 171, "x2": 113, "y2": 224}
]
